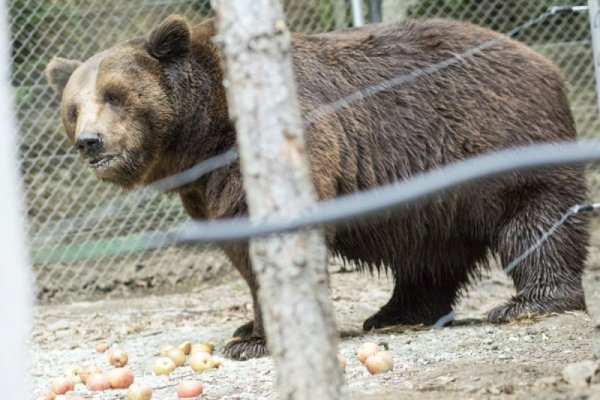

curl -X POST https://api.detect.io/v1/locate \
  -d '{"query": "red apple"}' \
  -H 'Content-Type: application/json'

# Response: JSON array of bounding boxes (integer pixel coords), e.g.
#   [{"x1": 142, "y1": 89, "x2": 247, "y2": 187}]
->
[
  {"x1": 95, "y1": 343, "x2": 110, "y2": 353},
  {"x1": 364, "y1": 351, "x2": 394, "y2": 374},
  {"x1": 86, "y1": 373, "x2": 111, "y2": 391},
  {"x1": 128, "y1": 381, "x2": 153, "y2": 400},
  {"x1": 50, "y1": 377, "x2": 74, "y2": 394},
  {"x1": 176, "y1": 380, "x2": 203, "y2": 398},
  {"x1": 107, "y1": 367, "x2": 134, "y2": 389},
  {"x1": 357, "y1": 342, "x2": 379, "y2": 364},
  {"x1": 80, "y1": 366, "x2": 101, "y2": 384},
  {"x1": 108, "y1": 348, "x2": 129, "y2": 367}
]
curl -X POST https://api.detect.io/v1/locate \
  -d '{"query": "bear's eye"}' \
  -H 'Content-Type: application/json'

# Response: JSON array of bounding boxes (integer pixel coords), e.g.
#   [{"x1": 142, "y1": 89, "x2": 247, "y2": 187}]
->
[
  {"x1": 68, "y1": 105, "x2": 78, "y2": 121},
  {"x1": 104, "y1": 92, "x2": 122, "y2": 107}
]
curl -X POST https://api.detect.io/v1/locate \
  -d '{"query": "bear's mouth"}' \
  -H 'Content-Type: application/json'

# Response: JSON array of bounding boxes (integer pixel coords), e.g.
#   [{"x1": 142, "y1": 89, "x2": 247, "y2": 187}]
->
[{"x1": 89, "y1": 155, "x2": 117, "y2": 170}]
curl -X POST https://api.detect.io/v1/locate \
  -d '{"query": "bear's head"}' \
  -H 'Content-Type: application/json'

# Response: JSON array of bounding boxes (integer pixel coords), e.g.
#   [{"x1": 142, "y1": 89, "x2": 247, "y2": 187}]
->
[{"x1": 45, "y1": 16, "x2": 224, "y2": 189}]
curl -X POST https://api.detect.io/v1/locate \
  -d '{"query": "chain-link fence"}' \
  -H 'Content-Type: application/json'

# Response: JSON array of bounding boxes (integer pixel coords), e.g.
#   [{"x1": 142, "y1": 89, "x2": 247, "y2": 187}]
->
[{"x1": 11, "y1": 0, "x2": 600, "y2": 303}]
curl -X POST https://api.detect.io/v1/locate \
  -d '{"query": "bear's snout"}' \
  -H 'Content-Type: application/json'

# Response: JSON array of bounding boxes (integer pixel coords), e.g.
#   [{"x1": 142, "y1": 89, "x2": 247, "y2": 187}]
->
[{"x1": 75, "y1": 131, "x2": 103, "y2": 157}]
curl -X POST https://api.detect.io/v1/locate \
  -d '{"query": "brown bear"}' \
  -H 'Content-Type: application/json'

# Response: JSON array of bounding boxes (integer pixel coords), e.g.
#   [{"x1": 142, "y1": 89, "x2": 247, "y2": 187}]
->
[{"x1": 46, "y1": 15, "x2": 589, "y2": 360}]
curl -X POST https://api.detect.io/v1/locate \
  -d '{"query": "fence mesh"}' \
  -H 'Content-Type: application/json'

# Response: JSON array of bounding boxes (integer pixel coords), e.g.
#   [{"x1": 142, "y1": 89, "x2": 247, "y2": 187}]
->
[{"x1": 10, "y1": 0, "x2": 600, "y2": 302}]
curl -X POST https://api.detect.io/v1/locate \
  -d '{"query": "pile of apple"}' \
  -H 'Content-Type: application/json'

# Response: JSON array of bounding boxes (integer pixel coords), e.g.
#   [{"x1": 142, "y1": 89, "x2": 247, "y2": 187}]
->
[
  {"x1": 357, "y1": 342, "x2": 394, "y2": 374},
  {"x1": 153, "y1": 340, "x2": 221, "y2": 377},
  {"x1": 39, "y1": 339, "x2": 392, "y2": 399},
  {"x1": 39, "y1": 341, "x2": 213, "y2": 400}
]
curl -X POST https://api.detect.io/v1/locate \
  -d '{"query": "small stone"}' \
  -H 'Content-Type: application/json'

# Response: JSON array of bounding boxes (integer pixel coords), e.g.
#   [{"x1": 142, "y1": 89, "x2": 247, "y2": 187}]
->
[
  {"x1": 500, "y1": 384, "x2": 514, "y2": 394},
  {"x1": 562, "y1": 360, "x2": 598, "y2": 388}
]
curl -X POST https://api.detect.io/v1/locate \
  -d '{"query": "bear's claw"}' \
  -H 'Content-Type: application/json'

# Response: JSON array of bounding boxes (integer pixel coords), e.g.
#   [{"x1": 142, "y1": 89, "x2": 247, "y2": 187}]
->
[{"x1": 223, "y1": 336, "x2": 268, "y2": 360}]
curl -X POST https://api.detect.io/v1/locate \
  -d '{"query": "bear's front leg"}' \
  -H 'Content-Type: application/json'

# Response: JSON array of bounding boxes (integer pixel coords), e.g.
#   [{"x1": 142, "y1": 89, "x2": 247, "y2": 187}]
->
[{"x1": 222, "y1": 245, "x2": 269, "y2": 360}]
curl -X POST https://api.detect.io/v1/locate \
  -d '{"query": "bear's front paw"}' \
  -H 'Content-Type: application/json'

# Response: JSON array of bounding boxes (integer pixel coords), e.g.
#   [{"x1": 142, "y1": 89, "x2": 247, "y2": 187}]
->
[
  {"x1": 232, "y1": 320, "x2": 254, "y2": 338},
  {"x1": 223, "y1": 336, "x2": 268, "y2": 360}
]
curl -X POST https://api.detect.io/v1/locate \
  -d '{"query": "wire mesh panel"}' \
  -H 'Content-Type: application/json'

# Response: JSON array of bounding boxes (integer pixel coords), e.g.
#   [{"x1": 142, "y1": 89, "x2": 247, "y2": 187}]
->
[{"x1": 11, "y1": 0, "x2": 599, "y2": 302}]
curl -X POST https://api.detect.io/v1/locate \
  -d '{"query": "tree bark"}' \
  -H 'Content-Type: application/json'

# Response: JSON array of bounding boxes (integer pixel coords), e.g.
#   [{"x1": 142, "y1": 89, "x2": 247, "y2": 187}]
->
[{"x1": 212, "y1": 1, "x2": 343, "y2": 399}]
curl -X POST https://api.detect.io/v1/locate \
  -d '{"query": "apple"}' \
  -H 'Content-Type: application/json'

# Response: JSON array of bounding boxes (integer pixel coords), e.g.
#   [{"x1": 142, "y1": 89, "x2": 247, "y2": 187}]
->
[
  {"x1": 210, "y1": 355, "x2": 224, "y2": 368},
  {"x1": 50, "y1": 377, "x2": 74, "y2": 394},
  {"x1": 191, "y1": 341, "x2": 215, "y2": 355},
  {"x1": 178, "y1": 341, "x2": 192, "y2": 355},
  {"x1": 65, "y1": 364, "x2": 83, "y2": 384},
  {"x1": 86, "y1": 373, "x2": 110, "y2": 391},
  {"x1": 176, "y1": 380, "x2": 203, "y2": 398},
  {"x1": 166, "y1": 347, "x2": 186, "y2": 367},
  {"x1": 95, "y1": 343, "x2": 110, "y2": 353},
  {"x1": 364, "y1": 351, "x2": 394, "y2": 375},
  {"x1": 80, "y1": 366, "x2": 101, "y2": 384},
  {"x1": 107, "y1": 367, "x2": 134, "y2": 389},
  {"x1": 128, "y1": 381, "x2": 153, "y2": 400},
  {"x1": 189, "y1": 351, "x2": 216, "y2": 372},
  {"x1": 153, "y1": 357, "x2": 176, "y2": 375},
  {"x1": 159, "y1": 344, "x2": 175, "y2": 356},
  {"x1": 357, "y1": 342, "x2": 380, "y2": 364},
  {"x1": 108, "y1": 348, "x2": 129, "y2": 367}
]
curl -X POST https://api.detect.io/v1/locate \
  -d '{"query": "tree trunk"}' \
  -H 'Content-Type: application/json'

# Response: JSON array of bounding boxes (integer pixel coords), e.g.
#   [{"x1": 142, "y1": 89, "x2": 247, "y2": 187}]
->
[{"x1": 212, "y1": 1, "x2": 343, "y2": 399}]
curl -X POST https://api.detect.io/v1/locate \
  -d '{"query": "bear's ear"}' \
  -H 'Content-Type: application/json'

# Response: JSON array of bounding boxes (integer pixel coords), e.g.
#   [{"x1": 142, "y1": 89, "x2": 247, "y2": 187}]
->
[
  {"x1": 146, "y1": 15, "x2": 191, "y2": 60},
  {"x1": 45, "y1": 57, "x2": 82, "y2": 96}
]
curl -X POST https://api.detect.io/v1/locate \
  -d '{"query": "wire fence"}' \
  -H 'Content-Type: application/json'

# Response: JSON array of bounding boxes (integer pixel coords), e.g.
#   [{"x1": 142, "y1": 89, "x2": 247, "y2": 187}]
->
[{"x1": 11, "y1": 0, "x2": 600, "y2": 302}]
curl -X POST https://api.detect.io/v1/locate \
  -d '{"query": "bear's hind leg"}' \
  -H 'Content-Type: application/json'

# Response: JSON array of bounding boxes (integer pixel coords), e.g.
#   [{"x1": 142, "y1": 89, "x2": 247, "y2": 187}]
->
[
  {"x1": 363, "y1": 278, "x2": 457, "y2": 330},
  {"x1": 488, "y1": 190, "x2": 588, "y2": 323},
  {"x1": 363, "y1": 247, "x2": 483, "y2": 331}
]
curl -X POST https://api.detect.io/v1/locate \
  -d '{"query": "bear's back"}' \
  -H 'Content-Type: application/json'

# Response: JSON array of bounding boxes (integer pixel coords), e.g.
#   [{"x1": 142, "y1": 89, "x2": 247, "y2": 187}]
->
[{"x1": 289, "y1": 18, "x2": 575, "y2": 193}]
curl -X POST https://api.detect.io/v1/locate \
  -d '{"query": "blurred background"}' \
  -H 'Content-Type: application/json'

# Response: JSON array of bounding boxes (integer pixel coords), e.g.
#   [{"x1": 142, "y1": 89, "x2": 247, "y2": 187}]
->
[{"x1": 10, "y1": 0, "x2": 599, "y2": 303}]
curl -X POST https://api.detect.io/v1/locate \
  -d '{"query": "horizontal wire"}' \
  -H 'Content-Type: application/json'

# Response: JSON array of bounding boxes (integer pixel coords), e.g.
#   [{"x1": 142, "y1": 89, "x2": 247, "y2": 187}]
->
[
  {"x1": 172, "y1": 141, "x2": 600, "y2": 243},
  {"x1": 30, "y1": 140, "x2": 600, "y2": 264}
]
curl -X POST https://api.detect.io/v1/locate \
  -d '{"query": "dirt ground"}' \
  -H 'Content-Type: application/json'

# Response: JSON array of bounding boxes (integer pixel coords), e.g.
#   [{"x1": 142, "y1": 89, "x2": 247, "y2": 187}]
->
[{"x1": 31, "y1": 242, "x2": 600, "y2": 400}]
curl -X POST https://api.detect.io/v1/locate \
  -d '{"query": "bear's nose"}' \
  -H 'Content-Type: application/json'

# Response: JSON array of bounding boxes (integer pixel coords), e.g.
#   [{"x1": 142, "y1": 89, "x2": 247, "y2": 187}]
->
[{"x1": 75, "y1": 131, "x2": 103, "y2": 154}]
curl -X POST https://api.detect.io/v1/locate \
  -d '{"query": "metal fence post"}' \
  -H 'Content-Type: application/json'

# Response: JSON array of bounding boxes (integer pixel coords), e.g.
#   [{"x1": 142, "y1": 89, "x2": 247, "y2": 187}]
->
[
  {"x1": 351, "y1": 0, "x2": 364, "y2": 27},
  {"x1": 369, "y1": 0, "x2": 382, "y2": 23}
]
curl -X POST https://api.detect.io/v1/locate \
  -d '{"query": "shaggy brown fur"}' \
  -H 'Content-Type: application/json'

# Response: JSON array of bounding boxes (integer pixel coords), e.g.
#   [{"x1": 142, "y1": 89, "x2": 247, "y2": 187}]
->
[{"x1": 46, "y1": 16, "x2": 589, "y2": 360}]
